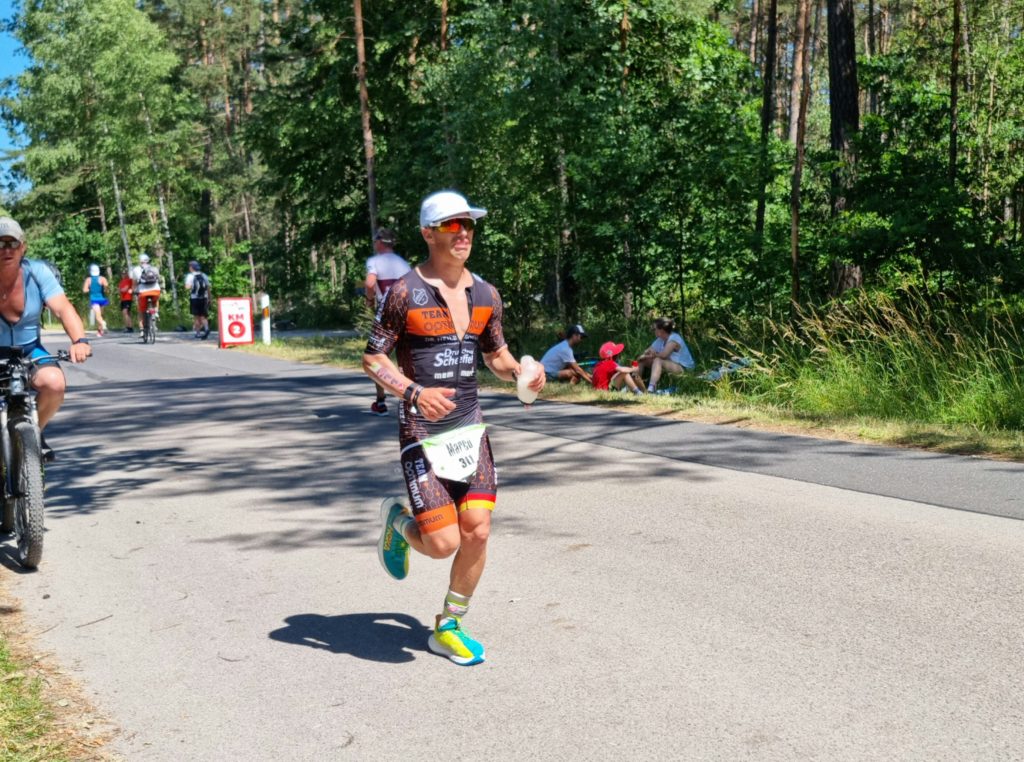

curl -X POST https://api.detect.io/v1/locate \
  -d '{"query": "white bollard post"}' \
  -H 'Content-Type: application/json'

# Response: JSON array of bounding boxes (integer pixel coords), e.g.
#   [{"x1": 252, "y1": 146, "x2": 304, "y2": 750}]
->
[{"x1": 260, "y1": 293, "x2": 271, "y2": 345}]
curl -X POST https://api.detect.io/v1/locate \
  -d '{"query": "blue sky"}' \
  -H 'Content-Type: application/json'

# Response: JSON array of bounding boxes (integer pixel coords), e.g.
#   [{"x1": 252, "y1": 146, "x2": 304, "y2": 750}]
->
[{"x1": 1, "y1": 0, "x2": 27, "y2": 191}]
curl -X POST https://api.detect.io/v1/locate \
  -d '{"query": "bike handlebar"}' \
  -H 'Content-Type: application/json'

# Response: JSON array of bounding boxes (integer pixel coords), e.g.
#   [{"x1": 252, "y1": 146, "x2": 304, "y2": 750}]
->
[{"x1": 0, "y1": 349, "x2": 72, "y2": 366}]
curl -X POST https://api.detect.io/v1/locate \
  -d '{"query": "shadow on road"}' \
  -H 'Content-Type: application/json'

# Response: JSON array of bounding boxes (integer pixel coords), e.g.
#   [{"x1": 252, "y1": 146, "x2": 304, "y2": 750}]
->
[
  {"x1": 37, "y1": 359, "x2": 1023, "y2": 547},
  {"x1": 0, "y1": 539, "x2": 37, "y2": 574},
  {"x1": 38, "y1": 371, "x2": 722, "y2": 552},
  {"x1": 268, "y1": 612, "x2": 432, "y2": 664}
]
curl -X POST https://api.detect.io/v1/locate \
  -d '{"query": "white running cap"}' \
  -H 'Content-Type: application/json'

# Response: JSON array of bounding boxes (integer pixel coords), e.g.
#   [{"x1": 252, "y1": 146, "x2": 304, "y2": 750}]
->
[{"x1": 419, "y1": 190, "x2": 487, "y2": 228}]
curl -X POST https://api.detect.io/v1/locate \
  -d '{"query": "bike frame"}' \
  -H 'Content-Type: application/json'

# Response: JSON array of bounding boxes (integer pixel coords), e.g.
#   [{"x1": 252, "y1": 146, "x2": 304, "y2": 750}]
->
[{"x1": 0, "y1": 349, "x2": 40, "y2": 501}]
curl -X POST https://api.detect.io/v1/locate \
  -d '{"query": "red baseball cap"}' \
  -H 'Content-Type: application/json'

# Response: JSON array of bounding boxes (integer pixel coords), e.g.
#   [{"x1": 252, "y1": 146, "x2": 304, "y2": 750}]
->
[{"x1": 599, "y1": 341, "x2": 624, "y2": 359}]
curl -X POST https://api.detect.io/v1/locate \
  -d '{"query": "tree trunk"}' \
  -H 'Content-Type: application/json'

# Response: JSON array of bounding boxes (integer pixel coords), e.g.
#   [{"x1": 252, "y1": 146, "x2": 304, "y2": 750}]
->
[
  {"x1": 110, "y1": 162, "x2": 133, "y2": 272},
  {"x1": 353, "y1": 0, "x2": 378, "y2": 236},
  {"x1": 199, "y1": 131, "x2": 213, "y2": 250},
  {"x1": 140, "y1": 93, "x2": 179, "y2": 312},
  {"x1": 749, "y1": 0, "x2": 761, "y2": 64},
  {"x1": 96, "y1": 187, "x2": 108, "y2": 234},
  {"x1": 826, "y1": 0, "x2": 859, "y2": 214},
  {"x1": 867, "y1": 0, "x2": 877, "y2": 115},
  {"x1": 790, "y1": 0, "x2": 813, "y2": 309},
  {"x1": 949, "y1": 0, "x2": 960, "y2": 187},
  {"x1": 556, "y1": 145, "x2": 571, "y2": 321},
  {"x1": 440, "y1": 0, "x2": 448, "y2": 50},
  {"x1": 754, "y1": 0, "x2": 778, "y2": 242},
  {"x1": 788, "y1": 0, "x2": 810, "y2": 143}
]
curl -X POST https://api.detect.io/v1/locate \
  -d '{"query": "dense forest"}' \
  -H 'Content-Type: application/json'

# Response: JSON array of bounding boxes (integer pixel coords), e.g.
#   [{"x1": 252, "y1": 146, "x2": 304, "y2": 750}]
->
[{"x1": 2, "y1": 0, "x2": 1023, "y2": 341}]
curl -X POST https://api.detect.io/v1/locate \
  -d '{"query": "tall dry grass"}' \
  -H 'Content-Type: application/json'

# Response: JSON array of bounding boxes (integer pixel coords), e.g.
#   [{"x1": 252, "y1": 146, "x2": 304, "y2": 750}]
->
[{"x1": 721, "y1": 291, "x2": 1024, "y2": 431}]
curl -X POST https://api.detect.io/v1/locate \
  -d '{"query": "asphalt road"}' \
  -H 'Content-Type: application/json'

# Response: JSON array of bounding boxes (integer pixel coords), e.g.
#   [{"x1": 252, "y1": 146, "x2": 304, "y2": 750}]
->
[{"x1": 3, "y1": 330, "x2": 1024, "y2": 760}]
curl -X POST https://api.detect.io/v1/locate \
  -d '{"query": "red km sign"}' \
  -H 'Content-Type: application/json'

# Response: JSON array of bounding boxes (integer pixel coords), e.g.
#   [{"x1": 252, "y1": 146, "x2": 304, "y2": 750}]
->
[{"x1": 217, "y1": 298, "x2": 254, "y2": 347}]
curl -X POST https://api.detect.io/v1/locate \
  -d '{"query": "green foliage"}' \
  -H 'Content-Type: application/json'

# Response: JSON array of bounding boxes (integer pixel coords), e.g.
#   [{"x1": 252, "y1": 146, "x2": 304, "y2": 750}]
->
[
  {"x1": 0, "y1": 0, "x2": 1023, "y2": 436},
  {"x1": 24, "y1": 214, "x2": 106, "y2": 287},
  {"x1": 207, "y1": 240, "x2": 252, "y2": 315},
  {"x1": 725, "y1": 290, "x2": 1024, "y2": 430}
]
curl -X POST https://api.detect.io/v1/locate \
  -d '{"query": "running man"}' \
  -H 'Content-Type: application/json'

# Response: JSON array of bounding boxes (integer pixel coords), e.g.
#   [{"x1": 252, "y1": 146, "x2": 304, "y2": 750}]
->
[
  {"x1": 131, "y1": 253, "x2": 161, "y2": 338},
  {"x1": 363, "y1": 227, "x2": 410, "y2": 415},
  {"x1": 362, "y1": 190, "x2": 544, "y2": 666},
  {"x1": 117, "y1": 268, "x2": 134, "y2": 332},
  {"x1": 81, "y1": 264, "x2": 108, "y2": 336}
]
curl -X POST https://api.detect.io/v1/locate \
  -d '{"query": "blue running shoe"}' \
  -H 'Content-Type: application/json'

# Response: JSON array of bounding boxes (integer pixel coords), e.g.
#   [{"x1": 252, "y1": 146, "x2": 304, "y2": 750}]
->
[
  {"x1": 428, "y1": 616, "x2": 485, "y2": 666},
  {"x1": 377, "y1": 497, "x2": 410, "y2": 580}
]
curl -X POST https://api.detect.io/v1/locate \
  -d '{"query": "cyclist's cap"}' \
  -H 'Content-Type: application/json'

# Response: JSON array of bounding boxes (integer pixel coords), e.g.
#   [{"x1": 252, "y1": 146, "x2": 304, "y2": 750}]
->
[
  {"x1": 189, "y1": 260, "x2": 200, "y2": 270},
  {"x1": 89, "y1": 264, "x2": 100, "y2": 276},
  {"x1": 0, "y1": 217, "x2": 25, "y2": 242},
  {"x1": 139, "y1": 253, "x2": 150, "y2": 263},
  {"x1": 419, "y1": 190, "x2": 487, "y2": 228},
  {"x1": 373, "y1": 227, "x2": 396, "y2": 245},
  {"x1": 567, "y1": 324, "x2": 587, "y2": 338}
]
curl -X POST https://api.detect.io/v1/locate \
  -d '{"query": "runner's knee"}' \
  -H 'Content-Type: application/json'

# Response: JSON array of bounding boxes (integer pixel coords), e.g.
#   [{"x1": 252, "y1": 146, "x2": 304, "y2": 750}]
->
[
  {"x1": 421, "y1": 528, "x2": 461, "y2": 559},
  {"x1": 459, "y1": 513, "x2": 491, "y2": 546}
]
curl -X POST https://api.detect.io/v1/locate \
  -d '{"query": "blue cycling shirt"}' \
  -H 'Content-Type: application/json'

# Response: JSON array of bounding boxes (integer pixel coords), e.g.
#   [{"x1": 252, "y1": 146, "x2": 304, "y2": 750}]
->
[{"x1": 0, "y1": 259, "x2": 64, "y2": 349}]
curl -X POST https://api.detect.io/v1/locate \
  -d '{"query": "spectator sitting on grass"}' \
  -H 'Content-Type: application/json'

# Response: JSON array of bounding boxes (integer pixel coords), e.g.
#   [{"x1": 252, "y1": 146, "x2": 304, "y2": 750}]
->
[
  {"x1": 636, "y1": 317, "x2": 695, "y2": 393},
  {"x1": 539, "y1": 324, "x2": 592, "y2": 384},
  {"x1": 592, "y1": 341, "x2": 643, "y2": 395}
]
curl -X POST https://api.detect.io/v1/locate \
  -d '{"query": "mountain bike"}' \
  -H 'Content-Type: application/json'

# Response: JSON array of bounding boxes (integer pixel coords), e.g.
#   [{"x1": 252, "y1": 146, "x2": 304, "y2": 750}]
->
[
  {"x1": 142, "y1": 304, "x2": 158, "y2": 344},
  {"x1": 0, "y1": 348, "x2": 69, "y2": 569}
]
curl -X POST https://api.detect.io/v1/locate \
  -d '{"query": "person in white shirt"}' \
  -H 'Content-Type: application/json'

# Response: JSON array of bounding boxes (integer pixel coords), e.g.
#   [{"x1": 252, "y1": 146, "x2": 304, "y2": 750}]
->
[
  {"x1": 364, "y1": 227, "x2": 411, "y2": 415},
  {"x1": 539, "y1": 324, "x2": 592, "y2": 384},
  {"x1": 636, "y1": 317, "x2": 695, "y2": 392}
]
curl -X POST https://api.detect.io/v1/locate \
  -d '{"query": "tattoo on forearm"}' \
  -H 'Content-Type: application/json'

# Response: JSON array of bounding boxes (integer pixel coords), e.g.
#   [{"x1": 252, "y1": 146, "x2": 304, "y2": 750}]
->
[{"x1": 368, "y1": 361, "x2": 411, "y2": 394}]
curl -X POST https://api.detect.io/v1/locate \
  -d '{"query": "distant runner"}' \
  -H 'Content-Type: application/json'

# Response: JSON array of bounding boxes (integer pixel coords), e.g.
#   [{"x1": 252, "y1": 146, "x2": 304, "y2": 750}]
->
[{"x1": 81, "y1": 263, "x2": 109, "y2": 336}]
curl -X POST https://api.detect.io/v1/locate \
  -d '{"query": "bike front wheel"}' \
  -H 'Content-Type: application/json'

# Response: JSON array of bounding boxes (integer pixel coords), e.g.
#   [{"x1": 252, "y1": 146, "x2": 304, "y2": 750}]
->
[{"x1": 12, "y1": 420, "x2": 45, "y2": 569}]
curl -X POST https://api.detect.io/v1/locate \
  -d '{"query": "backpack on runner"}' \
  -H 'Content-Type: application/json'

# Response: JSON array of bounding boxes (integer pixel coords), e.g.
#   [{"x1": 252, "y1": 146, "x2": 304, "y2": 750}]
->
[
  {"x1": 191, "y1": 272, "x2": 209, "y2": 300},
  {"x1": 138, "y1": 264, "x2": 159, "y2": 287}
]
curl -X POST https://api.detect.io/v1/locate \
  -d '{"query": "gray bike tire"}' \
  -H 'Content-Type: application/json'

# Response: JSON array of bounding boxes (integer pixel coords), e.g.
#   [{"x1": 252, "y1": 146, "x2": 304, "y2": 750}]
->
[{"x1": 12, "y1": 420, "x2": 45, "y2": 569}]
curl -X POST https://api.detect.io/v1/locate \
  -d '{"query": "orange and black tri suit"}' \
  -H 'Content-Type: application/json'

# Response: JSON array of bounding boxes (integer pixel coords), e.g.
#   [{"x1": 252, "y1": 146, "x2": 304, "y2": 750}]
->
[{"x1": 365, "y1": 268, "x2": 506, "y2": 534}]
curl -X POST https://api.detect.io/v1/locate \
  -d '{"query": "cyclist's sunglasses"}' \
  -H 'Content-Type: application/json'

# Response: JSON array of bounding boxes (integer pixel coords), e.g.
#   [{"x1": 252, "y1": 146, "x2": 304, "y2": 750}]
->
[
  {"x1": 432, "y1": 218, "x2": 476, "y2": 234},
  {"x1": 0, "y1": 239, "x2": 23, "y2": 250}
]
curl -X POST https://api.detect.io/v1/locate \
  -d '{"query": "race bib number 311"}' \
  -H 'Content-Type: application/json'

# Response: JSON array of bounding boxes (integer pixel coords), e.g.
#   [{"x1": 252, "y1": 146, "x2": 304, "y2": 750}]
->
[{"x1": 420, "y1": 424, "x2": 487, "y2": 483}]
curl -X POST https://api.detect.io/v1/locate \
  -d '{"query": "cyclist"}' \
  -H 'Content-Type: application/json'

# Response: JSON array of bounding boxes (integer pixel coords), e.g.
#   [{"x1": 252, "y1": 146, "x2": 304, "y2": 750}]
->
[
  {"x1": 81, "y1": 263, "x2": 109, "y2": 336},
  {"x1": 131, "y1": 253, "x2": 162, "y2": 338},
  {"x1": 0, "y1": 217, "x2": 91, "y2": 461},
  {"x1": 363, "y1": 190, "x2": 544, "y2": 666}
]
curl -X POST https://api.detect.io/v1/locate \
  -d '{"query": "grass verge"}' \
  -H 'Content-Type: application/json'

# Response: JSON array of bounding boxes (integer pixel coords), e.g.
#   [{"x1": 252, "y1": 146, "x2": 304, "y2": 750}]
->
[
  {"x1": 1, "y1": 591, "x2": 117, "y2": 761},
  {"x1": 0, "y1": 621, "x2": 69, "y2": 761},
  {"x1": 239, "y1": 335, "x2": 1024, "y2": 462}
]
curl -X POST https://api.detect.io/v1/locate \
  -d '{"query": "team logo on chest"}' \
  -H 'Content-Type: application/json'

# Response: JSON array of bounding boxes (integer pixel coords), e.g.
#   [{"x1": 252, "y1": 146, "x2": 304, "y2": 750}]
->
[{"x1": 412, "y1": 288, "x2": 429, "y2": 306}]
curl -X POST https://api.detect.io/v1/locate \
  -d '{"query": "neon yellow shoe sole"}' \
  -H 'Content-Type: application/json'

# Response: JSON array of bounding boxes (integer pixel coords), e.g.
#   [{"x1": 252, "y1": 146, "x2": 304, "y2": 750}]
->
[{"x1": 428, "y1": 617, "x2": 485, "y2": 666}]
